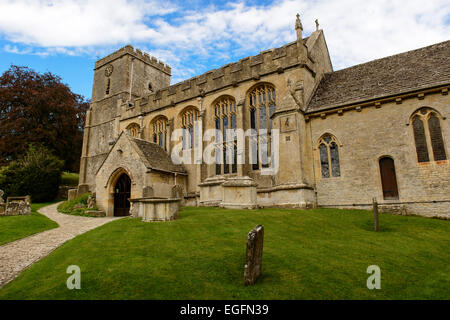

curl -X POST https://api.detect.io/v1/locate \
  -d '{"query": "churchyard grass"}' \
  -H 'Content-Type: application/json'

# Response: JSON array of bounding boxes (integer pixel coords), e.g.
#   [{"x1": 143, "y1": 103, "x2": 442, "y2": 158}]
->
[
  {"x1": 61, "y1": 172, "x2": 79, "y2": 187},
  {"x1": 0, "y1": 202, "x2": 59, "y2": 246},
  {"x1": 0, "y1": 207, "x2": 448, "y2": 299}
]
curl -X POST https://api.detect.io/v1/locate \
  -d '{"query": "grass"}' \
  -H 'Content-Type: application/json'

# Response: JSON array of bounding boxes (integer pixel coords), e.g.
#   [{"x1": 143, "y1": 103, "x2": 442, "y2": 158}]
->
[
  {"x1": 61, "y1": 172, "x2": 79, "y2": 187},
  {"x1": 0, "y1": 207, "x2": 448, "y2": 300},
  {"x1": 0, "y1": 202, "x2": 59, "y2": 246},
  {"x1": 57, "y1": 193, "x2": 100, "y2": 217}
]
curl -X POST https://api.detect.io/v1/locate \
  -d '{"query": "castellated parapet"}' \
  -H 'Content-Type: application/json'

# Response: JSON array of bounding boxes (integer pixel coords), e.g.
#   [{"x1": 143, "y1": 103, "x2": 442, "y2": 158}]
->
[
  {"x1": 119, "y1": 37, "x2": 316, "y2": 119},
  {"x1": 95, "y1": 45, "x2": 171, "y2": 76}
]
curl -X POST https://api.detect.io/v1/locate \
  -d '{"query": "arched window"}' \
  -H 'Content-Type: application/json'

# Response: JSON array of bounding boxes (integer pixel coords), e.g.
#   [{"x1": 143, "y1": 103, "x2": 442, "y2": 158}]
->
[
  {"x1": 248, "y1": 83, "x2": 276, "y2": 170},
  {"x1": 151, "y1": 116, "x2": 168, "y2": 150},
  {"x1": 379, "y1": 157, "x2": 399, "y2": 200},
  {"x1": 411, "y1": 108, "x2": 447, "y2": 162},
  {"x1": 318, "y1": 134, "x2": 341, "y2": 178},
  {"x1": 214, "y1": 96, "x2": 237, "y2": 175},
  {"x1": 126, "y1": 123, "x2": 140, "y2": 138},
  {"x1": 181, "y1": 107, "x2": 199, "y2": 150}
]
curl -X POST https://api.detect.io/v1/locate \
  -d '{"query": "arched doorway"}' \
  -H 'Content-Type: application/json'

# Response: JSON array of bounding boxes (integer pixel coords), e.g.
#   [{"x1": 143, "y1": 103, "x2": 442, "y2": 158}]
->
[
  {"x1": 379, "y1": 157, "x2": 399, "y2": 200},
  {"x1": 114, "y1": 173, "x2": 131, "y2": 216}
]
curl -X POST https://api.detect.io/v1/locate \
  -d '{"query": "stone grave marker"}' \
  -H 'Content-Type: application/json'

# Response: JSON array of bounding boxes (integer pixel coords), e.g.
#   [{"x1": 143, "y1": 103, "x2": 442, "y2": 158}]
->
[{"x1": 244, "y1": 225, "x2": 264, "y2": 285}]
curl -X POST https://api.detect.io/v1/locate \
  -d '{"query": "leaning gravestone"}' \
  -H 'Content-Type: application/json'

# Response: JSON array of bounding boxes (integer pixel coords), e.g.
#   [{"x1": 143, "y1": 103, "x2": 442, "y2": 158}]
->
[{"x1": 244, "y1": 225, "x2": 264, "y2": 286}]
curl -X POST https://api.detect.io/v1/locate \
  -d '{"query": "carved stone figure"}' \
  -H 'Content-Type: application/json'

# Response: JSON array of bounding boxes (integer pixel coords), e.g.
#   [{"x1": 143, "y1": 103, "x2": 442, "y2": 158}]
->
[{"x1": 87, "y1": 194, "x2": 97, "y2": 209}]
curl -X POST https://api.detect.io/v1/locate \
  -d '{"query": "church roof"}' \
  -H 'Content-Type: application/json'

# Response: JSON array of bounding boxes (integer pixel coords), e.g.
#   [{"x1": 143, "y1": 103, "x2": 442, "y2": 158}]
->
[
  {"x1": 129, "y1": 137, "x2": 186, "y2": 174},
  {"x1": 307, "y1": 40, "x2": 450, "y2": 113}
]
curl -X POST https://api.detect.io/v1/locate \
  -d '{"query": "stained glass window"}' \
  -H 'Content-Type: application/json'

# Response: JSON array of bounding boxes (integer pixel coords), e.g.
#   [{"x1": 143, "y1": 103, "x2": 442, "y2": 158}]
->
[
  {"x1": 248, "y1": 84, "x2": 276, "y2": 171},
  {"x1": 318, "y1": 134, "x2": 341, "y2": 178},
  {"x1": 214, "y1": 96, "x2": 237, "y2": 175}
]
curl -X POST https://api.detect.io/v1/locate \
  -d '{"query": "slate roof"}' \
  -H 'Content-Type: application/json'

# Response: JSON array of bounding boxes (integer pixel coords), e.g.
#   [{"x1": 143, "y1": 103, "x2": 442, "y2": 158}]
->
[
  {"x1": 129, "y1": 137, "x2": 186, "y2": 174},
  {"x1": 307, "y1": 40, "x2": 450, "y2": 113}
]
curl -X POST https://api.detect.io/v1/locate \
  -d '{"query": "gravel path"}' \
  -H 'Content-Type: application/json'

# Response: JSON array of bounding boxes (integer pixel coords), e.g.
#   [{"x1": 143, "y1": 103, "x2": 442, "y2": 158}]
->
[{"x1": 0, "y1": 203, "x2": 121, "y2": 288}]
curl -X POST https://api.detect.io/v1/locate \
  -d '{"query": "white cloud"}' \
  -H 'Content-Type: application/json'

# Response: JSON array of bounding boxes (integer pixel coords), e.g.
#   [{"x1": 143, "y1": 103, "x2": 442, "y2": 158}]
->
[
  {"x1": 4, "y1": 44, "x2": 32, "y2": 54},
  {"x1": 0, "y1": 0, "x2": 177, "y2": 46},
  {"x1": 0, "y1": 0, "x2": 449, "y2": 81}
]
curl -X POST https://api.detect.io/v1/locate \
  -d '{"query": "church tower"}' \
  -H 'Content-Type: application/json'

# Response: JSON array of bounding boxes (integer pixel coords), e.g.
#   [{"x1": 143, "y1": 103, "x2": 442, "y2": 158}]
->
[{"x1": 78, "y1": 45, "x2": 171, "y2": 194}]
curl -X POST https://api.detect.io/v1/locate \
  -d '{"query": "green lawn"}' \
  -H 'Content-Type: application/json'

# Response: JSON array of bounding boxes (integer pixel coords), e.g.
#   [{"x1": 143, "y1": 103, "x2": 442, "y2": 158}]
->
[
  {"x1": 0, "y1": 202, "x2": 59, "y2": 246},
  {"x1": 61, "y1": 172, "x2": 79, "y2": 187},
  {"x1": 0, "y1": 207, "x2": 448, "y2": 300}
]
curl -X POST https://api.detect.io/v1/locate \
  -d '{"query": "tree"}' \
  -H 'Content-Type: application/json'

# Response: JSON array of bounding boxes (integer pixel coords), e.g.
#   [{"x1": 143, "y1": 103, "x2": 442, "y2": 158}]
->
[
  {"x1": 0, "y1": 65, "x2": 89, "y2": 172},
  {"x1": 0, "y1": 144, "x2": 64, "y2": 202}
]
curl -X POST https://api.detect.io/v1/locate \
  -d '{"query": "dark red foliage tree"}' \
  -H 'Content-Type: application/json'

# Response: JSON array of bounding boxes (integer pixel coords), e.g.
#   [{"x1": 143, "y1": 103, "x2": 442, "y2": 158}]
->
[{"x1": 0, "y1": 65, "x2": 89, "y2": 172}]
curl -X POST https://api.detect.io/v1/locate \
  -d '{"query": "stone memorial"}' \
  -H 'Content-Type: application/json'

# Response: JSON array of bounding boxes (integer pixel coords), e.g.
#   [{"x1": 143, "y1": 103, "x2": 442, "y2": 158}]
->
[
  {"x1": 4, "y1": 196, "x2": 31, "y2": 216},
  {"x1": 244, "y1": 225, "x2": 264, "y2": 286}
]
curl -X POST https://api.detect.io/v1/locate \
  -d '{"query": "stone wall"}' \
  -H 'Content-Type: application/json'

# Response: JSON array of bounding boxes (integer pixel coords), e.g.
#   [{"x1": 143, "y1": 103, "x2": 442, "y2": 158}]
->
[
  {"x1": 308, "y1": 90, "x2": 450, "y2": 218},
  {"x1": 0, "y1": 196, "x2": 32, "y2": 216}
]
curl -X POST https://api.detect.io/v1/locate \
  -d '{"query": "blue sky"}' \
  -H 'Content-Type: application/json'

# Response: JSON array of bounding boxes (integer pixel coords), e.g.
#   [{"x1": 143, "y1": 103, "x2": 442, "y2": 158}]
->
[{"x1": 0, "y1": 0, "x2": 449, "y2": 100}]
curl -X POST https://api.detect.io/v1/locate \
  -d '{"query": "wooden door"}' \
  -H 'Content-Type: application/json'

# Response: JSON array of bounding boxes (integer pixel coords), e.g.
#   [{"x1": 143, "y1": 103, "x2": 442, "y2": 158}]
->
[
  {"x1": 114, "y1": 174, "x2": 131, "y2": 216},
  {"x1": 379, "y1": 157, "x2": 399, "y2": 200}
]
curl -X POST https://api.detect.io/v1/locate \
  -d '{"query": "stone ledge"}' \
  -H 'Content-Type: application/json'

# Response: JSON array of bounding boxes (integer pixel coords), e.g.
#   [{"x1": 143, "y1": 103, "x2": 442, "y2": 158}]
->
[
  {"x1": 222, "y1": 176, "x2": 258, "y2": 187},
  {"x1": 257, "y1": 183, "x2": 314, "y2": 193},
  {"x1": 130, "y1": 197, "x2": 181, "y2": 203},
  {"x1": 220, "y1": 203, "x2": 258, "y2": 209}
]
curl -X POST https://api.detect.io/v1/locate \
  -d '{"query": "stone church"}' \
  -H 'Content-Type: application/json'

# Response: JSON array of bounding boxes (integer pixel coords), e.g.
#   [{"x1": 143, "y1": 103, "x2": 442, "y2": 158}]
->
[{"x1": 77, "y1": 15, "x2": 449, "y2": 219}]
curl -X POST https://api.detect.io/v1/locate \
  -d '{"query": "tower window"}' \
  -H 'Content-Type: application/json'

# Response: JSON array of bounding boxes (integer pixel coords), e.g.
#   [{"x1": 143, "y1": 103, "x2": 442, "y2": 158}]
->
[{"x1": 106, "y1": 78, "x2": 111, "y2": 95}]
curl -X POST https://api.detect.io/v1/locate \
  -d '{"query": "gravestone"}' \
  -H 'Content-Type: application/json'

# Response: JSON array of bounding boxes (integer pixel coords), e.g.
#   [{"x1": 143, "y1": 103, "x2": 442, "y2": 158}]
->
[
  {"x1": 244, "y1": 225, "x2": 264, "y2": 285},
  {"x1": 142, "y1": 186, "x2": 154, "y2": 198},
  {"x1": 0, "y1": 189, "x2": 4, "y2": 204},
  {"x1": 68, "y1": 189, "x2": 78, "y2": 201}
]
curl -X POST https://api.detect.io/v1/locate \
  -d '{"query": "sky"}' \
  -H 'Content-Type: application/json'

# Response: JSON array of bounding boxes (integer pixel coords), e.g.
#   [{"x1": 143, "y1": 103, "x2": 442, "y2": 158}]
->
[{"x1": 0, "y1": 0, "x2": 449, "y2": 100}]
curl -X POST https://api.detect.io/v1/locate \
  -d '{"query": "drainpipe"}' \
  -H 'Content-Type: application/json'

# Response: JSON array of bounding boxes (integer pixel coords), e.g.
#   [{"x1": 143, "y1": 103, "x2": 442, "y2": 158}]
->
[{"x1": 309, "y1": 119, "x2": 318, "y2": 208}]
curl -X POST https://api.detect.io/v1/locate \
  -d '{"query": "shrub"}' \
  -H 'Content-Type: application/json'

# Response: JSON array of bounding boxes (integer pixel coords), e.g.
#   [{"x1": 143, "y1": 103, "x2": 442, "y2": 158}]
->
[
  {"x1": 0, "y1": 145, "x2": 64, "y2": 202},
  {"x1": 57, "y1": 193, "x2": 100, "y2": 217}
]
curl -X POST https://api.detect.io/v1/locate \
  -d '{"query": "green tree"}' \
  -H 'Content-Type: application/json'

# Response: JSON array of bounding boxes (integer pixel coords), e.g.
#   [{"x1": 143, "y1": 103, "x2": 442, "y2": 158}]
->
[{"x1": 0, "y1": 144, "x2": 64, "y2": 202}]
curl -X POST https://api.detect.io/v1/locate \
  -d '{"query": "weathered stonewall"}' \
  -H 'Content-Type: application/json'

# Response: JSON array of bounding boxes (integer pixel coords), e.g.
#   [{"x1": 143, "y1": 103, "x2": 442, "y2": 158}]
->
[
  {"x1": 5, "y1": 196, "x2": 31, "y2": 216},
  {"x1": 244, "y1": 225, "x2": 264, "y2": 286}
]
